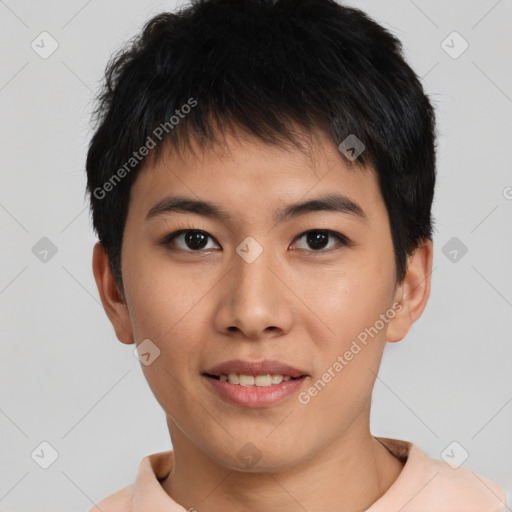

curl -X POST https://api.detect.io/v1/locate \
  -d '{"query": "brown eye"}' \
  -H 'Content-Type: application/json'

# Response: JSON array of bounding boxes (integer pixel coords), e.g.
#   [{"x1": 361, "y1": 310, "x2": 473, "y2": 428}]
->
[
  {"x1": 292, "y1": 230, "x2": 350, "y2": 252},
  {"x1": 162, "y1": 230, "x2": 220, "y2": 251}
]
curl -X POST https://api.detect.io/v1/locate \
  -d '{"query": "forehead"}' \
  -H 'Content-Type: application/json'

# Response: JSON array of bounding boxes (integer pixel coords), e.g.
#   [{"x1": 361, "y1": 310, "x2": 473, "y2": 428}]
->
[{"x1": 128, "y1": 127, "x2": 384, "y2": 227}]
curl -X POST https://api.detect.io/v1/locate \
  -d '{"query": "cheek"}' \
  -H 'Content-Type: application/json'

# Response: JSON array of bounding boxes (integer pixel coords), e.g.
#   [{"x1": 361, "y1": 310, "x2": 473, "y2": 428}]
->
[
  {"x1": 302, "y1": 256, "x2": 393, "y2": 344},
  {"x1": 132, "y1": 292, "x2": 208, "y2": 416},
  {"x1": 124, "y1": 244, "x2": 211, "y2": 339},
  {"x1": 123, "y1": 252, "x2": 211, "y2": 394},
  {"x1": 298, "y1": 256, "x2": 393, "y2": 397}
]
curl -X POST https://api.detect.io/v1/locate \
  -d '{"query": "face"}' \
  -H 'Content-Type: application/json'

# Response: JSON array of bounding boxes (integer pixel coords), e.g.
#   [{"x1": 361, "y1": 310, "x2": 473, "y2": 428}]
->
[{"x1": 94, "y1": 127, "x2": 429, "y2": 472}]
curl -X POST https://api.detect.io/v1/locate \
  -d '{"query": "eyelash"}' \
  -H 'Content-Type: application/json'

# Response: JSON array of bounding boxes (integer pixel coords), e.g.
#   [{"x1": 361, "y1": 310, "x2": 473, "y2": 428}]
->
[{"x1": 159, "y1": 228, "x2": 352, "y2": 253}]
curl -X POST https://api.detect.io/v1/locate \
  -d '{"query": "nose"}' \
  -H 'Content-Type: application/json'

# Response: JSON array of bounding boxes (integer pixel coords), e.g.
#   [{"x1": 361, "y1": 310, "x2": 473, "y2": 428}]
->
[{"x1": 212, "y1": 240, "x2": 294, "y2": 341}]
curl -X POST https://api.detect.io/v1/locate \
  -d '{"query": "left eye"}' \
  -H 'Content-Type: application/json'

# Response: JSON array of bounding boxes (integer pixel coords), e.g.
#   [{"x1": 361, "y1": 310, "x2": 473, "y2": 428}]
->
[
  {"x1": 160, "y1": 229, "x2": 350, "y2": 252},
  {"x1": 292, "y1": 230, "x2": 350, "y2": 251}
]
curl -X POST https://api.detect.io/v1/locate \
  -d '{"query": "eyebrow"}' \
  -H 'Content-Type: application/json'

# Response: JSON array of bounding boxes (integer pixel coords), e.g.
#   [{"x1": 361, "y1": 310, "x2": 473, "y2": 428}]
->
[{"x1": 145, "y1": 193, "x2": 368, "y2": 224}]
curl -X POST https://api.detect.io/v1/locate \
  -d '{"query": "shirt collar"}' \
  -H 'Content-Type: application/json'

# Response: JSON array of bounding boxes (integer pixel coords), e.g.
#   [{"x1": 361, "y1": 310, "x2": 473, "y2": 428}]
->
[{"x1": 132, "y1": 449, "x2": 185, "y2": 511}]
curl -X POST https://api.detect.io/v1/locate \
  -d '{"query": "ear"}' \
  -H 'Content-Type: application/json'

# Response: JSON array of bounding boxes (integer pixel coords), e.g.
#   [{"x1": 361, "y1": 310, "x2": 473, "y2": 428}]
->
[
  {"x1": 386, "y1": 239, "x2": 433, "y2": 343},
  {"x1": 92, "y1": 241, "x2": 134, "y2": 344}
]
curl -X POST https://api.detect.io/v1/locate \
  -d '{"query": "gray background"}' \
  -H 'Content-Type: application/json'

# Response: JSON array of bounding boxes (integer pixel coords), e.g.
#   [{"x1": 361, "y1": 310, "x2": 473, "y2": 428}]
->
[{"x1": 0, "y1": 0, "x2": 511, "y2": 510}]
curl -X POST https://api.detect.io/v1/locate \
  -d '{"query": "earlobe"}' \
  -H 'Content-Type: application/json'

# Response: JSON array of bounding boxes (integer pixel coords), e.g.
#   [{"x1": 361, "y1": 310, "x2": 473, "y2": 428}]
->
[
  {"x1": 386, "y1": 239, "x2": 433, "y2": 343},
  {"x1": 92, "y1": 241, "x2": 134, "y2": 344}
]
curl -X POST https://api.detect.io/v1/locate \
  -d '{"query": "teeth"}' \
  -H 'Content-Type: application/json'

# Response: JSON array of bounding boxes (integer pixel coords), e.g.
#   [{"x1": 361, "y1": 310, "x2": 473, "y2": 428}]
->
[
  {"x1": 239, "y1": 374, "x2": 255, "y2": 386},
  {"x1": 216, "y1": 373, "x2": 298, "y2": 386},
  {"x1": 228, "y1": 373, "x2": 239, "y2": 384}
]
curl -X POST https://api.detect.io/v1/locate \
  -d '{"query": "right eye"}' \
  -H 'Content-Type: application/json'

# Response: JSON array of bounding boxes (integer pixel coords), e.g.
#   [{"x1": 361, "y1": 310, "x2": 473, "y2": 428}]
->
[{"x1": 161, "y1": 229, "x2": 221, "y2": 252}]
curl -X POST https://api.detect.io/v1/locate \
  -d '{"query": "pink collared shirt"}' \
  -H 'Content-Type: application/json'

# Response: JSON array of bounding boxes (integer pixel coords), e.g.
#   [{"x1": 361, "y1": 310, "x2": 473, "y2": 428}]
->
[{"x1": 87, "y1": 437, "x2": 509, "y2": 512}]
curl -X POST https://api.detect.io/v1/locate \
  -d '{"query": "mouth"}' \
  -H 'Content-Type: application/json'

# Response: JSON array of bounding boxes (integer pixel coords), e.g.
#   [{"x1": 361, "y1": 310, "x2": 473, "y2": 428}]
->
[{"x1": 201, "y1": 359, "x2": 310, "y2": 407}]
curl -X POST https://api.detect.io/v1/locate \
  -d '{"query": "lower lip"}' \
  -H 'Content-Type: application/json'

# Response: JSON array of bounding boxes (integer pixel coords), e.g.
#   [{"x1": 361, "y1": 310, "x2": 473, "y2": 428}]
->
[{"x1": 203, "y1": 375, "x2": 308, "y2": 407}]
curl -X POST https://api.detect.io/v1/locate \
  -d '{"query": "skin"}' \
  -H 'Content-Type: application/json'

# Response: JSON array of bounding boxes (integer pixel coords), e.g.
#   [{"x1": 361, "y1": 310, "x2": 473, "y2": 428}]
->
[{"x1": 93, "y1": 126, "x2": 433, "y2": 512}]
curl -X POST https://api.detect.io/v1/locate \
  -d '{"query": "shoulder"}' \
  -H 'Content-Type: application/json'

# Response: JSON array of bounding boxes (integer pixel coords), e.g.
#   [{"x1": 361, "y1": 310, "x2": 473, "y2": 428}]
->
[
  {"x1": 373, "y1": 438, "x2": 507, "y2": 511},
  {"x1": 424, "y1": 454, "x2": 506, "y2": 510},
  {"x1": 86, "y1": 484, "x2": 133, "y2": 512}
]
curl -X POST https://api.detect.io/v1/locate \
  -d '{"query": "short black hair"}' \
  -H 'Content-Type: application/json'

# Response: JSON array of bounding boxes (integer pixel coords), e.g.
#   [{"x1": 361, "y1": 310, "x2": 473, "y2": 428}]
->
[{"x1": 85, "y1": 0, "x2": 437, "y2": 296}]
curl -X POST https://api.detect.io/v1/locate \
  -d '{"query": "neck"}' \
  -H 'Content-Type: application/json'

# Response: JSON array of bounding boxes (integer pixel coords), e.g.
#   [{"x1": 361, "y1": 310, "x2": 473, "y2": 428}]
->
[{"x1": 161, "y1": 417, "x2": 404, "y2": 512}]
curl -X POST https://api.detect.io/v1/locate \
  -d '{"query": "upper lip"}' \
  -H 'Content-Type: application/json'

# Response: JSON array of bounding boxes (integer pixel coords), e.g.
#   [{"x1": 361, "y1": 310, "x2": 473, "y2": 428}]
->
[{"x1": 203, "y1": 359, "x2": 309, "y2": 378}]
